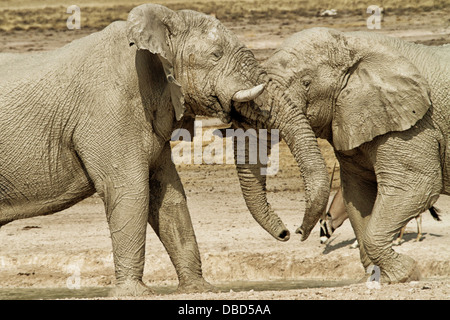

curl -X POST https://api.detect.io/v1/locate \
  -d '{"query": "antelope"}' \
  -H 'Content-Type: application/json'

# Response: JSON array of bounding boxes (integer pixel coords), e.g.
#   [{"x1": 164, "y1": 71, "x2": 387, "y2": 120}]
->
[{"x1": 319, "y1": 188, "x2": 441, "y2": 247}]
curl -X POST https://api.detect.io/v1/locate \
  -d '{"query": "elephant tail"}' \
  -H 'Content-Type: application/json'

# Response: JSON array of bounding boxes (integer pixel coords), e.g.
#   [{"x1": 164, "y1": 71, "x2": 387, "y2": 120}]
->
[{"x1": 429, "y1": 206, "x2": 441, "y2": 221}]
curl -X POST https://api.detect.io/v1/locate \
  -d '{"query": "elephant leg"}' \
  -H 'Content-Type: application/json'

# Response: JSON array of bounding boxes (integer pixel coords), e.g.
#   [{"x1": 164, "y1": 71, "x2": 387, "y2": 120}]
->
[
  {"x1": 363, "y1": 133, "x2": 442, "y2": 283},
  {"x1": 74, "y1": 133, "x2": 152, "y2": 296},
  {"x1": 363, "y1": 190, "x2": 427, "y2": 283},
  {"x1": 363, "y1": 180, "x2": 440, "y2": 283},
  {"x1": 148, "y1": 144, "x2": 214, "y2": 293},
  {"x1": 104, "y1": 180, "x2": 152, "y2": 296},
  {"x1": 83, "y1": 172, "x2": 151, "y2": 296},
  {"x1": 338, "y1": 159, "x2": 377, "y2": 271}
]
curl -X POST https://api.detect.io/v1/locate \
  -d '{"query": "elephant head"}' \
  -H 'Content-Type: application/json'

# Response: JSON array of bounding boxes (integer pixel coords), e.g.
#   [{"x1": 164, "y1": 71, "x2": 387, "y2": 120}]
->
[
  {"x1": 126, "y1": 4, "x2": 289, "y2": 242},
  {"x1": 268, "y1": 28, "x2": 431, "y2": 151},
  {"x1": 126, "y1": 4, "x2": 265, "y2": 125},
  {"x1": 232, "y1": 27, "x2": 432, "y2": 241}
]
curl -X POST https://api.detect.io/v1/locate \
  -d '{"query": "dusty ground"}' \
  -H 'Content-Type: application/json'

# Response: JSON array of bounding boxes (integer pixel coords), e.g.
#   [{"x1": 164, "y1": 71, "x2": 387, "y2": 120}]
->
[{"x1": 0, "y1": 2, "x2": 449, "y2": 300}]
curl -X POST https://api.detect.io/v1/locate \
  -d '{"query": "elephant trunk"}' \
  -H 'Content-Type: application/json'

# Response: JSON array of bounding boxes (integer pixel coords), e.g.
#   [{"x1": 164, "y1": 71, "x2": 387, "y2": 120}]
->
[
  {"x1": 270, "y1": 88, "x2": 330, "y2": 241},
  {"x1": 233, "y1": 78, "x2": 330, "y2": 241},
  {"x1": 234, "y1": 136, "x2": 291, "y2": 241},
  {"x1": 231, "y1": 73, "x2": 290, "y2": 242}
]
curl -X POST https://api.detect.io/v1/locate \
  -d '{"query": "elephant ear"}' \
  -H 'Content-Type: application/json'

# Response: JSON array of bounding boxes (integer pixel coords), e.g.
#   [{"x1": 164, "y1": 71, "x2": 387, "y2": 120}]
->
[
  {"x1": 127, "y1": 4, "x2": 186, "y2": 121},
  {"x1": 332, "y1": 34, "x2": 432, "y2": 151}
]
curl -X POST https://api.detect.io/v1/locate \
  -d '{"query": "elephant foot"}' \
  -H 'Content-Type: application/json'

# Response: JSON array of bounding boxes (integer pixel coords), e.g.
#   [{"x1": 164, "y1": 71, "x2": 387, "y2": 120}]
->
[
  {"x1": 380, "y1": 254, "x2": 421, "y2": 284},
  {"x1": 110, "y1": 278, "x2": 154, "y2": 297},
  {"x1": 176, "y1": 278, "x2": 218, "y2": 294}
]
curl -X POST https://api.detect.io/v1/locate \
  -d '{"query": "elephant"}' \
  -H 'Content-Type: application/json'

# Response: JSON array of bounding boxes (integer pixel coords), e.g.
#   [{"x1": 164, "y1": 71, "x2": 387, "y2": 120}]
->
[
  {"x1": 232, "y1": 27, "x2": 449, "y2": 284},
  {"x1": 0, "y1": 4, "x2": 268, "y2": 296}
]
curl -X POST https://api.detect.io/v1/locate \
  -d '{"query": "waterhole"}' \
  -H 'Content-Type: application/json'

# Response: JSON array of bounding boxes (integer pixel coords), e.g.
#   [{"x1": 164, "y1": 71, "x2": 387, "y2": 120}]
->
[{"x1": 0, "y1": 279, "x2": 355, "y2": 300}]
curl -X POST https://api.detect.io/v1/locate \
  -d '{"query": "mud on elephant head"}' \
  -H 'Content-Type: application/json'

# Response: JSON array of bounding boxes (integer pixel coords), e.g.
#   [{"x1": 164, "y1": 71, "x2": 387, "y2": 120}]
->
[{"x1": 127, "y1": 4, "x2": 266, "y2": 125}]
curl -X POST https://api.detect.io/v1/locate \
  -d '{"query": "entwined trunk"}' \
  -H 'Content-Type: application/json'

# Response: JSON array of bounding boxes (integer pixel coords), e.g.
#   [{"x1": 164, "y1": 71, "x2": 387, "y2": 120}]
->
[{"x1": 233, "y1": 77, "x2": 330, "y2": 241}]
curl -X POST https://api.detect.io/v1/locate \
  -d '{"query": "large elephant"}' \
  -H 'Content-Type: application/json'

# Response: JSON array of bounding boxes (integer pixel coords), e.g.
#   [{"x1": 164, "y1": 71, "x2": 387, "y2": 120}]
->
[
  {"x1": 234, "y1": 28, "x2": 449, "y2": 283},
  {"x1": 0, "y1": 4, "x2": 267, "y2": 296}
]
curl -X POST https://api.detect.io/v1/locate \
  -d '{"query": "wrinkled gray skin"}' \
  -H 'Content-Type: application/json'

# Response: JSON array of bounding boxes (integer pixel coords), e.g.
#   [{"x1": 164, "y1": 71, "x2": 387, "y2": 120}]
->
[
  {"x1": 235, "y1": 28, "x2": 449, "y2": 283},
  {"x1": 229, "y1": 76, "x2": 331, "y2": 242},
  {"x1": 0, "y1": 4, "x2": 266, "y2": 296}
]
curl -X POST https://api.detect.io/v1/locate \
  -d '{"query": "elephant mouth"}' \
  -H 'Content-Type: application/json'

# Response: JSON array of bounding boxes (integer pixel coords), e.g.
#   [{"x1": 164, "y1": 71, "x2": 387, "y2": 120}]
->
[
  {"x1": 229, "y1": 102, "x2": 262, "y2": 130},
  {"x1": 229, "y1": 104, "x2": 249, "y2": 128},
  {"x1": 208, "y1": 96, "x2": 231, "y2": 124},
  {"x1": 229, "y1": 103, "x2": 244, "y2": 121},
  {"x1": 211, "y1": 82, "x2": 267, "y2": 126}
]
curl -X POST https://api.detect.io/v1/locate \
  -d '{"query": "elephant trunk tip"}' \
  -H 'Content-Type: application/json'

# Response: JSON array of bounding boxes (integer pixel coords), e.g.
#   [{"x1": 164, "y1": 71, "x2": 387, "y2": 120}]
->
[
  {"x1": 295, "y1": 226, "x2": 308, "y2": 242},
  {"x1": 275, "y1": 229, "x2": 290, "y2": 242}
]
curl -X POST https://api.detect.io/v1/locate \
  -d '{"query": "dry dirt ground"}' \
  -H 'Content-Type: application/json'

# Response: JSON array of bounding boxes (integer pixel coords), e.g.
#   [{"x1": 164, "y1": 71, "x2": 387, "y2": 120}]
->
[{"x1": 0, "y1": 3, "x2": 449, "y2": 300}]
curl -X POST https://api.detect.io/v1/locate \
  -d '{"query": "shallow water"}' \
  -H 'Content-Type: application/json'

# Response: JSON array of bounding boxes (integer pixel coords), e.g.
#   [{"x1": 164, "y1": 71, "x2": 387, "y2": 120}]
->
[
  {"x1": 0, "y1": 279, "x2": 355, "y2": 300},
  {"x1": 0, "y1": 286, "x2": 110, "y2": 300}
]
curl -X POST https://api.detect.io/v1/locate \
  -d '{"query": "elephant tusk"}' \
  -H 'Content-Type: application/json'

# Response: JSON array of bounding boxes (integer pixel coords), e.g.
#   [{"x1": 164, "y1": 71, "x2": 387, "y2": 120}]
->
[{"x1": 232, "y1": 83, "x2": 265, "y2": 102}]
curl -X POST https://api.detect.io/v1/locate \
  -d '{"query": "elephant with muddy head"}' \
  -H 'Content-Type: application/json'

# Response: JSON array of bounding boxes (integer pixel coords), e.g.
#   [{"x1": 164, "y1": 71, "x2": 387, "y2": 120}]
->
[
  {"x1": 234, "y1": 28, "x2": 449, "y2": 283},
  {"x1": 0, "y1": 4, "x2": 268, "y2": 296}
]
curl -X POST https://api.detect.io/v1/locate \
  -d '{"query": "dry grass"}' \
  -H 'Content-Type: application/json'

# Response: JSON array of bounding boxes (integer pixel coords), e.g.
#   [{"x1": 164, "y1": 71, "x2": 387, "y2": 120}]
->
[{"x1": 0, "y1": 0, "x2": 448, "y2": 31}]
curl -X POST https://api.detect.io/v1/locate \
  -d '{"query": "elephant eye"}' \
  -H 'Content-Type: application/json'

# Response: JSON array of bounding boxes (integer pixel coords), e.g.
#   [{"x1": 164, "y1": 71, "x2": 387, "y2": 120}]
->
[
  {"x1": 302, "y1": 79, "x2": 311, "y2": 89},
  {"x1": 211, "y1": 48, "x2": 224, "y2": 61}
]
